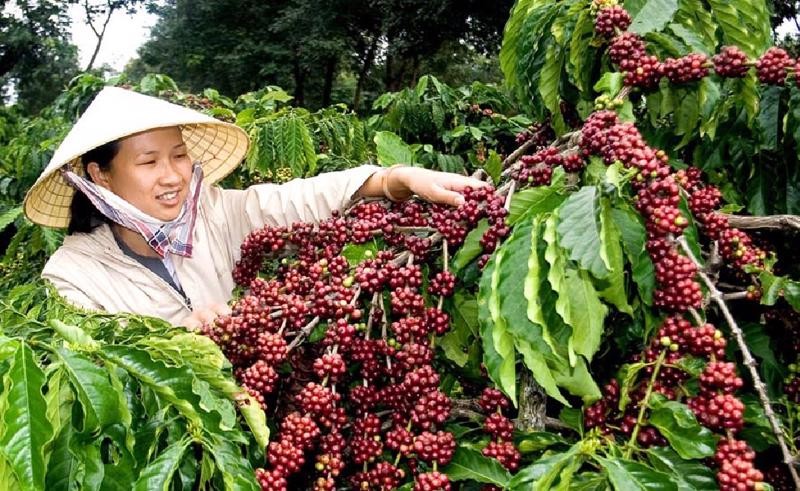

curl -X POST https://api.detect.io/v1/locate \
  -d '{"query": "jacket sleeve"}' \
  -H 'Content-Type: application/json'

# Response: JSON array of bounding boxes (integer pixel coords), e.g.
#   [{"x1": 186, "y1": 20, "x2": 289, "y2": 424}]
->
[
  {"x1": 41, "y1": 270, "x2": 105, "y2": 313},
  {"x1": 209, "y1": 164, "x2": 381, "y2": 245}
]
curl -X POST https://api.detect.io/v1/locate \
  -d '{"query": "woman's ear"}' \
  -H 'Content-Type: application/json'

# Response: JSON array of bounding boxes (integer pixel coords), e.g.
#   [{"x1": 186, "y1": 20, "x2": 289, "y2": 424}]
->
[{"x1": 85, "y1": 162, "x2": 112, "y2": 190}]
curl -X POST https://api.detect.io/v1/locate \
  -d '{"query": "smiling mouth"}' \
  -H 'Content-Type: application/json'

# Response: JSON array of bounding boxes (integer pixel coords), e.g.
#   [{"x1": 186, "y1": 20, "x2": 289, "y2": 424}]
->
[{"x1": 156, "y1": 191, "x2": 179, "y2": 201}]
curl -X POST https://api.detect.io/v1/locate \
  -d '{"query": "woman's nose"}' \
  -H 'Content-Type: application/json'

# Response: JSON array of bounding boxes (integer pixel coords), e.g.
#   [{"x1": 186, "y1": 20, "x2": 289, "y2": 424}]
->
[{"x1": 159, "y1": 158, "x2": 184, "y2": 184}]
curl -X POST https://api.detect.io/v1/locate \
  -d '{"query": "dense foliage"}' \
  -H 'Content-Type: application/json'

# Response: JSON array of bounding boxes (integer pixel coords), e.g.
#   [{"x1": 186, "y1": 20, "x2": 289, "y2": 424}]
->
[
  {"x1": 130, "y1": 0, "x2": 513, "y2": 109},
  {"x1": 1, "y1": 0, "x2": 800, "y2": 489}
]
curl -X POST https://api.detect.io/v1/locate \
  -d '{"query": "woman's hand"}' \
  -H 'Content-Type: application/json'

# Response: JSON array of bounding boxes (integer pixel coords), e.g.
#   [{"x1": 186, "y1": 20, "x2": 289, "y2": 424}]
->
[
  {"x1": 179, "y1": 303, "x2": 231, "y2": 331},
  {"x1": 358, "y1": 166, "x2": 489, "y2": 206}
]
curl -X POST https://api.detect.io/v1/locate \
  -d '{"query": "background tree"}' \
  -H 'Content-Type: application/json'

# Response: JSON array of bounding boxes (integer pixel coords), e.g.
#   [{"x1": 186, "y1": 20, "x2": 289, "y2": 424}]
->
[
  {"x1": 80, "y1": 0, "x2": 147, "y2": 71},
  {"x1": 128, "y1": 0, "x2": 293, "y2": 98},
  {"x1": 127, "y1": 0, "x2": 513, "y2": 110},
  {"x1": 0, "y1": 0, "x2": 79, "y2": 113}
]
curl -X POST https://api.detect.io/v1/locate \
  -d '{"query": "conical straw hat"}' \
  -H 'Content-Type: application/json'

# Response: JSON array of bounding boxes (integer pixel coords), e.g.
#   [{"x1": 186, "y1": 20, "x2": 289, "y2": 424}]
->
[{"x1": 23, "y1": 86, "x2": 249, "y2": 228}]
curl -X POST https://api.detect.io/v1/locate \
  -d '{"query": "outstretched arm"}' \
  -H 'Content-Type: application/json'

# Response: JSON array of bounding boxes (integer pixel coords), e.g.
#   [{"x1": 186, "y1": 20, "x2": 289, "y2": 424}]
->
[{"x1": 356, "y1": 165, "x2": 488, "y2": 207}]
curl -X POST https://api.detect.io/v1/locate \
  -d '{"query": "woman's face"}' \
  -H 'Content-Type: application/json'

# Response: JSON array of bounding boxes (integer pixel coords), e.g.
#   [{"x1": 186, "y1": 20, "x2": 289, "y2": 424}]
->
[{"x1": 88, "y1": 127, "x2": 193, "y2": 221}]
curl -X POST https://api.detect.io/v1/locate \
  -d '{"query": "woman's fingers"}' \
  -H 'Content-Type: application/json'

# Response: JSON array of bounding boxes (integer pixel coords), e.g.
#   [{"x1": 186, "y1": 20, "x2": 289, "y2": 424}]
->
[
  {"x1": 425, "y1": 185, "x2": 465, "y2": 207},
  {"x1": 180, "y1": 304, "x2": 229, "y2": 331},
  {"x1": 412, "y1": 172, "x2": 490, "y2": 207},
  {"x1": 443, "y1": 175, "x2": 490, "y2": 192}
]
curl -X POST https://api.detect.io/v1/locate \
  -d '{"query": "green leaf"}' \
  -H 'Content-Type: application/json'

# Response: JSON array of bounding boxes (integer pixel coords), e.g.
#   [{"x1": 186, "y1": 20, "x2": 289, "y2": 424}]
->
[
  {"x1": 509, "y1": 442, "x2": 582, "y2": 490},
  {"x1": 75, "y1": 442, "x2": 104, "y2": 490},
  {"x1": 498, "y1": 221, "x2": 555, "y2": 354},
  {"x1": 280, "y1": 115, "x2": 316, "y2": 176},
  {"x1": 0, "y1": 341, "x2": 53, "y2": 491},
  {"x1": 516, "y1": 340, "x2": 569, "y2": 405},
  {"x1": 568, "y1": 10, "x2": 597, "y2": 93},
  {"x1": 596, "y1": 199, "x2": 633, "y2": 315},
  {"x1": 542, "y1": 214, "x2": 575, "y2": 364},
  {"x1": 557, "y1": 186, "x2": 610, "y2": 279},
  {"x1": 451, "y1": 219, "x2": 489, "y2": 273},
  {"x1": 440, "y1": 319, "x2": 471, "y2": 367},
  {"x1": 508, "y1": 169, "x2": 567, "y2": 225},
  {"x1": 49, "y1": 319, "x2": 99, "y2": 349},
  {"x1": 707, "y1": 0, "x2": 769, "y2": 57},
  {"x1": 629, "y1": 0, "x2": 679, "y2": 35},
  {"x1": 45, "y1": 424, "x2": 79, "y2": 491},
  {"x1": 562, "y1": 268, "x2": 608, "y2": 361},
  {"x1": 612, "y1": 205, "x2": 655, "y2": 304},
  {"x1": 594, "y1": 72, "x2": 624, "y2": 97},
  {"x1": 57, "y1": 348, "x2": 122, "y2": 433},
  {"x1": 559, "y1": 407, "x2": 583, "y2": 434},
  {"x1": 517, "y1": 432, "x2": 568, "y2": 453},
  {"x1": 553, "y1": 357, "x2": 601, "y2": 402},
  {"x1": 374, "y1": 131, "x2": 414, "y2": 166},
  {"x1": 758, "y1": 86, "x2": 783, "y2": 151},
  {"x1": 648, "y1": 399, "x2": 715, "y2": 459},
  {"x1": 133, "y1": 437, "x2": 191, "y2": 491},
  {"x1": 528, "y1": 217, "x2": 562, "y2": 357},
  {"x1": 596, "y1": 456, "x2": 678, "y2": 491},
  {"x1": 478, "y1": 253, "x2": 517, "y2": 403},
  {"x1": 785, "y1": 281, "x2": 800, "y2": 311},
  {"x1": 205, "y1": 434, "x2": 259, "y2": 491},
  {"x1": 539, "y1": 44, "x2": 567, "y2": 133},
  {"x1": 99, "y1": 346, "x2": 202, "y2": 426},
  {"x1": 192, "y1": 378, "x2": 236, "y2": 431},
  {"x1": 741, "y1": 323, "x2": 784, "y2": 399},
  {"x1": 616, "y1": 362, "x2": 647, "y2": 412},
  {"x1": 469, "y1": 126, "x2": 485, "y2": 140},
  {"x1": 570, "y1": 473, "x2": 611, "y2": 491},
  {"x1": 0, "y1": 206, "x2": 21, "y2": 233},
  {"x1": 441, "y1": 292, "x2": 478, "y2": 367},
  {"x1": 441, "y1": 446, "x2": 511, "y2": 486},
  {"x1": 647, "y1": 447, "x2": 717, "y2": 491},
  {"x1": 44, "y1": 368, "x2": 73, "y2": 460},
  {"x1": 739, "y1": 393, "x2": 778, "y2": 451},
  {"x1": 483, "y1": 151, "x2": 502, "y2": 185},
  {"x1": 341, "y1": 241, "x2": 379, "y2": 267}
]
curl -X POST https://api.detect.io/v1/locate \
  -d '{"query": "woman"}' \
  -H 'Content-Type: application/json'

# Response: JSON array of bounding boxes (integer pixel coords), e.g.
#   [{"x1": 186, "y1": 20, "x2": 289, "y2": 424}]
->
[{"x1": 23, "y1": 87, "x2": 484, "y2": 329}]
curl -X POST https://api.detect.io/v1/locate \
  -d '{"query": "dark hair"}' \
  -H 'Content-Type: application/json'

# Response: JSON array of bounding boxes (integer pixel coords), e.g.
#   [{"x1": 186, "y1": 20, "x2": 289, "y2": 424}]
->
[{"x1": 67, "y1": 140, "x2": 120, "y2": 234}]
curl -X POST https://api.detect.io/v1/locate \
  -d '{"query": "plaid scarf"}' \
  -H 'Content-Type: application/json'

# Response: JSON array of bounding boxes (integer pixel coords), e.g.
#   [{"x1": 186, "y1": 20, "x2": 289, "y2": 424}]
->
[{"x1": 62, "y1": 163, "x2": 204, "y2": 259}]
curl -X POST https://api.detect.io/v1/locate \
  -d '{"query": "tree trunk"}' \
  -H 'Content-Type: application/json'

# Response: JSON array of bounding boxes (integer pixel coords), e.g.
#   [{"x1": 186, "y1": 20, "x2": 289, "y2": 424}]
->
[
  {"x1": 516, "y1": 371, "x2": 547, "y2": 431},
  {"x1": 84, "y1": 1, "x2": 116, "y2": 71},
  {"x1": 353, "y1": 37, "x2": 377, "y2": 111},
  {"x1": 321, "y1": 57, "x2": 336, "y2": 107}
]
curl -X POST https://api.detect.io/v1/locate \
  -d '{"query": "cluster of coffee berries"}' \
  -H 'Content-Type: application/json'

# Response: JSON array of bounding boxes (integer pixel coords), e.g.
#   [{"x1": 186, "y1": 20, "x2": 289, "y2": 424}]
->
[
  {"x1": 595, "y1": 5, "x2": 800, "y2": 89},
  {"x1": 511, "y1": 146, "x2": 586, "y2": 187},
  {"x1": 577, "y1": 105, "x2": 770, "y2": 486},
  {"x1": 679, "y1": 172, "x2": 767, "y2": 271},
  {"x1": 585, "y1": 317, "x2": 722, "y2": 441},
  {"x1": 477, "y1": 388, "x2": 521, "y2": 475},
  {"x1": 714, "y1": 438, "x2": 765, "y2": 491},
  {"x1": 594, "y1": 5, "x2": 631, "y2": 38},
  {"x1": 580, "y1": 110, "x2": 702, "y2": 311},
  {"x1": 584, "y1": 314, "x2": 763, "y2": 488},
  {"x1": 203, "y1": 187, "x2": 518, "y2": 489}
]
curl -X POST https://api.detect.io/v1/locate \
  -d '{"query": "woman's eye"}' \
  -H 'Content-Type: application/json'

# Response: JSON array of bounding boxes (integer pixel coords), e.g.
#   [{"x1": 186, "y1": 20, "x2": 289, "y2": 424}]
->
[{"x1": 139, "y1": 160, "x2": 156, "y2": 166}]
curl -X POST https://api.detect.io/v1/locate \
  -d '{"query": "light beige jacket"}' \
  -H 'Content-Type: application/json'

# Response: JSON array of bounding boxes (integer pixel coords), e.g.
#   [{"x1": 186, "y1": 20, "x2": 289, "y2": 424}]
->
[{"x1": 42, "y1": 165, "x2": 379, "y2": 324}]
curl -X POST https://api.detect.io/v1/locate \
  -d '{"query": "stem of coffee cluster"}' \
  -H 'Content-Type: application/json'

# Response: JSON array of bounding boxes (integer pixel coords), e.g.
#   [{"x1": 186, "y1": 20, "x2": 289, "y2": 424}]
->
[{"x1": 678, "y1": 236, "x2": 800, "y2": 488}]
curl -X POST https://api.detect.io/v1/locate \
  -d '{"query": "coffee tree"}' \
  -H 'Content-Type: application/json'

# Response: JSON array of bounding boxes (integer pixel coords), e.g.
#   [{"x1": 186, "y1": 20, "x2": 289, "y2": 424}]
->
[{"x1": 2, "y1": 0, "x2": 800, "y2": 489}]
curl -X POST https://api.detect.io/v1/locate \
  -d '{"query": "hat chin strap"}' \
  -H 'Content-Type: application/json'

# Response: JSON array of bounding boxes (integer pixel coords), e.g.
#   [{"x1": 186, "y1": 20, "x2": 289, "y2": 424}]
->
[{"x1": 61, "y1": 163, "x2": 204, "y2": 258}]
